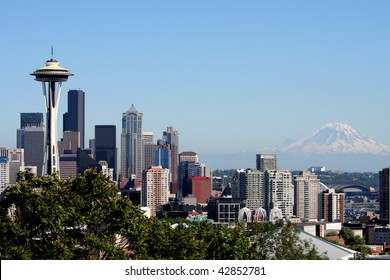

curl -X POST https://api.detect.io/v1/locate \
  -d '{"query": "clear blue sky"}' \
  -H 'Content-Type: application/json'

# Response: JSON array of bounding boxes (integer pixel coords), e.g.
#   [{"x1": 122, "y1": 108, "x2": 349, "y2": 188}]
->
[{"x1": 1, "y1": 1, "x2": 390, "y2": 164}]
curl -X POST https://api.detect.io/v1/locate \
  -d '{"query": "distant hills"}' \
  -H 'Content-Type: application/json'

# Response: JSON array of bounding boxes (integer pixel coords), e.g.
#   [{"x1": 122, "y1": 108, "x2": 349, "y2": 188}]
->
[{"x1": 200, "y1": 123, "x2": 390, "y2": 172}]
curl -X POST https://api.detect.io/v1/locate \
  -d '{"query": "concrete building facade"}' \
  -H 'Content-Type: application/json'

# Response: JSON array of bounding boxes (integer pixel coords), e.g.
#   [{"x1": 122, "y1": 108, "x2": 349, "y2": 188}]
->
[
  {"x1": 293, "y1": 171, "x2": 321, "y2": 221},
  {"x1": 141, "y1": 166, "x2": 170, "y2": 216}
]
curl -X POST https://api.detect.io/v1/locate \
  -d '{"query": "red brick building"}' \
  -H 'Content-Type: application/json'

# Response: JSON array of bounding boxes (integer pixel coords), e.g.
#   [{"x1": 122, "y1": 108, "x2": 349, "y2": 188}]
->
[{"x1": 186, "y1": 176, "x2": 212, "y2": 204}]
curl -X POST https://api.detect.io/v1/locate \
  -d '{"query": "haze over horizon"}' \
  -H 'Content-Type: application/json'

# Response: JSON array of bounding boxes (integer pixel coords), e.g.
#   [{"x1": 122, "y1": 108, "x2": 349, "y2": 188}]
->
[{"x1": 1, "y1": 1, "x2": 390, "y2": 172}]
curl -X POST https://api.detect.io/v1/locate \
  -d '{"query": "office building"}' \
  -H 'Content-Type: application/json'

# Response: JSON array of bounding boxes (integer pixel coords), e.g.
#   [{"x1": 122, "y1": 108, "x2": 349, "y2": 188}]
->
[
  {"x1": 184, "y1": 176, "x2": 212, "y2": 204},
  {"x1": 59, "y1": 151, "x2": 77, "y2": 179},
  {"x1": 63, "y1": 89, "x2": 85, "y2": 148},
  {"x1": 179, "y1": 151, "x2": 198, "y2": 164},
  {"x1": 154, "y1": 139, "x2": 171, "y2": 169},
  {"x1": 163, "y1": 127, "x2": 179, "y2": 195},
  {"x1": 207, "y1": 197, "x2": 245, "y2": 224},
  {"x1": 23, "y1": 127, "x2": 45, "y2": 176},
  {"x1": 17, "y1": 113, "x2": 43, "y2": 149},
  {"x1": 293, "y1": 171, "x2": 321, "y2": 221},
  {"x1": 95, "y1": 125, "x2": 117, "y2": 180},
  {"x1": 77, "y1": 148, "x2": 101, "y2": 174},
  {"x1": 178, "y1": 161, "x2": 201, "y2": 199},
  {"x1": 0, "y1": 148, "x2": 7, "y2": 157},
  {"x1": 0, "y1": 157, "x2": 9, "y2": 195},
  {"x1": 141, "y1": 166, "x2": 170, "y2": 216},
  {"x1": 318, "y1": 189, "x2": 345, "y2": 223},
  {"x1": 8, "y1": 148, "x2": 25, "y2": 184},
  {"x1": 256, "y1": 154, "x2": 277, "y2": 172},
  {"x1": 58, "y1": 131, "x2": 80, "y2": 155},
  {"x1": 239, "y1": 169, "x2": 265, "y2": 211},
  {"x1": 121, "y1": 104, "x2": 143, "y2": 180},
  {"x1": 197, "y1": 164, "x2": 212, "y2": 178},
  {"x1": 17, "y1": 113, "x2": 45, "y2": 176},
  {"x1": 99, "y1": 160, "x2": 114, "y2": 180},
  {"x1": 231, "y1": 169, "x2": 245, "y2": 199},
  {"x1": 89, "y1": 139, "x2": 95, "y2": 158},
  {"x1": 265, "y1": 170, "x2": 294, "y2": 219},
  {"x1": 143, "y1": 132, "x2": 156, "y2": 172},
  {"x1": 379, "y1": 168, "x2": 390, "y2": 224},
  {"x1": 20, "y1": 112, "x2": 44, "y2": 130},
  {"x1": 142, "y1": 131, "x2": 154, "y2": 143}
]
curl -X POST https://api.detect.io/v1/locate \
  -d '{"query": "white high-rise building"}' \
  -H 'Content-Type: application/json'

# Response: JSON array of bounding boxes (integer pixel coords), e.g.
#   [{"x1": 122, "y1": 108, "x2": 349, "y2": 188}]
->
[
  {"x1": 265, "y1": 170, "x2": 294, "y2": 219},
  {"x1": 293, "y1": 171, "x2": 321, "y2": 221},
  {"x1": 141, "y1": 166, "x2": 170, "y2": 216},
  {"x1": 239, "y1": 169, "x2": 265, "y2": 211},
  {"x1": 8, "y1": 148, "x2": 25, "y2": 184},
  {"x1": 198, "y1": 164, "x2": 212, "y2": 178},
  {"x1": 0, "y1": 156, "x2": 10, "y2": 195}
]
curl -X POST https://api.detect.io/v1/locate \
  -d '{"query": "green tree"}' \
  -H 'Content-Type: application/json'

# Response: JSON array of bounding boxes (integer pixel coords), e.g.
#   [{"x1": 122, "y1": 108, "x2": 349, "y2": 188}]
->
[
  {"x1": 249, "y1": 221, "x2": 327, "y2": 260},
  {"x1": 338, "y1": 227, "x2": 370, "y2": 259},
  {"x1": 0, "y1": 169, "x2": 329, "y2": 260},
  {"x1": 0, "y1": 169, "x2": 146, "y2": 260}
]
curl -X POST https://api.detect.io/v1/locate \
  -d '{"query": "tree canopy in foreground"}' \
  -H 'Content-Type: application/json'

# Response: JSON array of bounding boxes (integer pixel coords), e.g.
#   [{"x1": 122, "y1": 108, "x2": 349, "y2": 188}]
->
[{"x1": 0, "y1": 169, "x2": 327, "y2": 260}]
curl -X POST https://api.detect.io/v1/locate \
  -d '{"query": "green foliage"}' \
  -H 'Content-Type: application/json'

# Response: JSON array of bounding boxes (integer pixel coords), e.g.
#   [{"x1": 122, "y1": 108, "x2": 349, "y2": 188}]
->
[
  {"x1": 338, "y1": 227, "x2": 370, "y2": 259},
  {"x1": 249, "y1": 221, "x2": 327, "y2": 260},
  {"x1": 0, "y1": 169, "x2": 146, "y2": 260},
  {"x1": 0, "y1": 170, "x2": 328, "y2": 260},
  {"x1": 325, "y1": 231, "x2": 339, "y2": 237}
]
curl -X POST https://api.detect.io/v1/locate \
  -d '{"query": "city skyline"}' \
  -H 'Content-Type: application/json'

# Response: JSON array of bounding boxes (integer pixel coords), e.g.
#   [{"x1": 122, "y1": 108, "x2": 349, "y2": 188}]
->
[{"x1": 1, "y1": 1, "x2": 390, "y2": 172}]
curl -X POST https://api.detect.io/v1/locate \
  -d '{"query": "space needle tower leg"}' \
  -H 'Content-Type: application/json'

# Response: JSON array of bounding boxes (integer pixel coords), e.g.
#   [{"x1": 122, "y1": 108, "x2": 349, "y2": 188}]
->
[{"x1": 43, "y1": 80, "x2": 62, "y2": 175}]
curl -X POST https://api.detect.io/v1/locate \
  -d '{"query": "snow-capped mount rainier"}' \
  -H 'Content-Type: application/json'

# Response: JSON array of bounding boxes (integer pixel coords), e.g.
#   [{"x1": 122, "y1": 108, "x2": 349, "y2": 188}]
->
[{"x1": 279, "y1": 123, "x2": 390, "y2": 155}]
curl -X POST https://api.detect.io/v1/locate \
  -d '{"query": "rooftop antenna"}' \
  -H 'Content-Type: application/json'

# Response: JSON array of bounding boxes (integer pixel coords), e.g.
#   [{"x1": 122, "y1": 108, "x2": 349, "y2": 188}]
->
[{"x1": 51, "y1": 46, "x2": 54, "y2": 60}]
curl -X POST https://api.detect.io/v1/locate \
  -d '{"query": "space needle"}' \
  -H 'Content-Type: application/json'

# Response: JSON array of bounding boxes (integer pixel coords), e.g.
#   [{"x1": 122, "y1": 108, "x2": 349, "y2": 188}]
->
[{"x1": 30, "y1": 50, "x2": 73, "y2": 175}]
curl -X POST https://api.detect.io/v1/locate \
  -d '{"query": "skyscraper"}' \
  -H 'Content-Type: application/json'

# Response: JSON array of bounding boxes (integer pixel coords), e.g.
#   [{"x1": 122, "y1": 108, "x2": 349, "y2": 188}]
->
[
  {"x1": 8, "y1": 148, "x2": 25, "y2": 185},
  {"x1": 63, "y1": 89, "x2": 85, "y2": 148},
  {"x1": 379, "y1": 167, "x2": 390, "y2": 224},
  {"x1": 256, "y1": 154, "x2": 277, "y2": 172},
  {"x1": 239, "y1": 169, "x2": 265, "y2": 211},
  {"x1": 95, "y1": 125, "x2": 117, "y2": 180},
  {"x1": 142, "y1": 166, "x2": 170, "y2": 216},
  {"x1": 163, "y1": 127, "x2": 179, "y2": 195},
  {"x1": 293, "y1": 171, "x2": 321, "y2": 221},
  {"x1": 178, "y1": 151, "x2": 200, "y2": 198},
  {"x1": 154, "y1": 139, "x2": 171, "y2": 169},
  {"x1": 265, "y1": 170, "x2": 293, "y2": 219},
  {"x1": 58, "y1": 131, "x2": 80, "y2": 155},
  {"x1": 121, "y1": 104, "x2": 143, "y2": 180},
  {"x1": 179, "y1": 151, "x2": 198, "y2": 164},
  {"x1": 318, "y1": 189, "x2": 345, "y2": 223},
  {"x1": 143, "y1": 132, "x2": 156, "y2": 171},
  {"x1": 0, "y1": 157, "x2": 9, "y2": 195},
  {"x1": 17, "y1": 113, "x2": 44, "y2": 176},
  {"x1": 20, "y1": 112, "x2": 44, "y2": 129}
]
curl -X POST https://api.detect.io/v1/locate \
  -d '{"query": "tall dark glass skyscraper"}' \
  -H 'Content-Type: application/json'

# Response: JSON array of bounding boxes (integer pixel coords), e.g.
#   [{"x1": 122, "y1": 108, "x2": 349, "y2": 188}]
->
[
  {"x1": 163, "y1": 127, "x2": 179, "y2": 195},
  {"x1": 63, "y1": 89, "x2": 85, "y2": 148},
  {"x1": 20, "y1": 112, "x2": 44, "y2": 129},
  {"x1": 121, "y1": 104, "x2": 143, "y2": 180},
  {"x1": 95, "y1": 125, "x2": 117, "y2": 180},
  {"x1": 379, "y1": 167, "x2": 390, "y2": 224}
]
